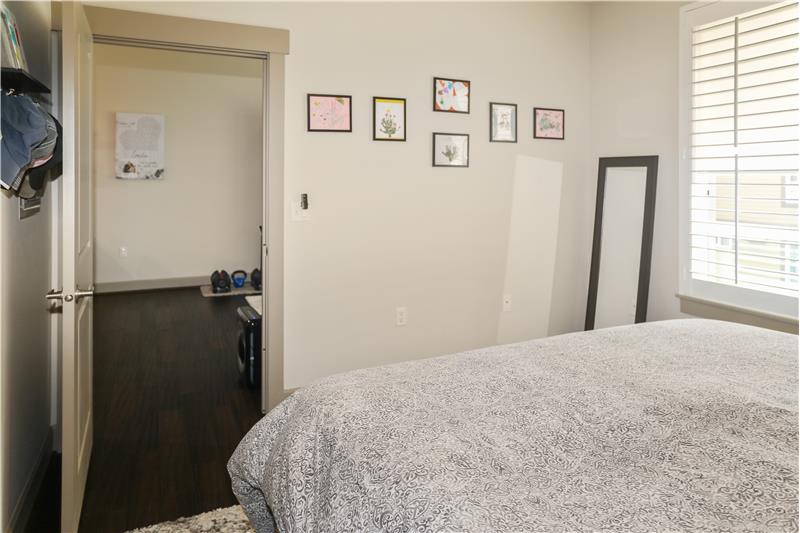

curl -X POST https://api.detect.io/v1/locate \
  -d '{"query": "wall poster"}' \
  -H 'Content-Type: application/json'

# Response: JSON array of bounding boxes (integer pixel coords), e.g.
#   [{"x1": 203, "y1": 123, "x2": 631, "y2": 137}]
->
[{"x1": 115, "y1": 112, "x2": 165, "y2": 179}]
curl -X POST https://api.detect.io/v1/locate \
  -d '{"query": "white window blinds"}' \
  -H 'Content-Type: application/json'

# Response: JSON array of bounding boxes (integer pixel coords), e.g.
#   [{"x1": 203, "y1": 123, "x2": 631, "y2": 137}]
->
[{"x1": 690, "y1": 0, "x2": 799, "y2": 298}]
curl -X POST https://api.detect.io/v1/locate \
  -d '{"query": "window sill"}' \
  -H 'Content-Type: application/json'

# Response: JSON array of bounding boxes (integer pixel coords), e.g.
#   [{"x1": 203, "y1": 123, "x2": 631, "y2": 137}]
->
[{"x1": 677, "y1": 293, "x2": 798, "y2": 334}]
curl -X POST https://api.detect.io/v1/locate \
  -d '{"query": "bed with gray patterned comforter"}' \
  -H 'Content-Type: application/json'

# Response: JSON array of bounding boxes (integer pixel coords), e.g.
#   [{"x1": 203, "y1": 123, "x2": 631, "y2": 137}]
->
[{"x1": 228, "y1": 319, "x2": 798, "y2": 532}]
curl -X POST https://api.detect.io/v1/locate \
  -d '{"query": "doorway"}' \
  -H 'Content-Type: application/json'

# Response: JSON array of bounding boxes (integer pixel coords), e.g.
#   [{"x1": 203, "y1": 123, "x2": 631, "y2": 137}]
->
[
  {"x1": 51, "y1": 6, "x2": 287, "y2": 531},
  {"x1": 75, "y1": 43, "x2": 265, "y2": 532}
]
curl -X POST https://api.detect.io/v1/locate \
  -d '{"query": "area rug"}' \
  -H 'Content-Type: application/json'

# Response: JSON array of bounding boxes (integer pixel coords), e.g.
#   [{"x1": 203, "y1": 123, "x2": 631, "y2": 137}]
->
[{"x1": 127, "y1": 505, "x2": 254, "y2": 533}]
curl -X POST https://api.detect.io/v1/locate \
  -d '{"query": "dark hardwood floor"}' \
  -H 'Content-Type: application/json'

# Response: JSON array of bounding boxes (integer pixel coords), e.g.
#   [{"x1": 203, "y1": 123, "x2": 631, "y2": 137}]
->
[
  {"x1": 24, "y1": 454, "x2": 61, "y2": 533},
  {"x1": 71, "y1": 287, "x2": 262, "y2": 533}
]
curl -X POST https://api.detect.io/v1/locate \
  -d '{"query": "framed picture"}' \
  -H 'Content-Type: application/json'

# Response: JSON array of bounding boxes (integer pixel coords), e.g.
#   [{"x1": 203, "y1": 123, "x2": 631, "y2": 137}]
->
[
  {"x1": 533, "y1": 107, "x2": 565, "y2": 140},
  {"x1": 432, "y1": 133, "x2": 469, "y2": 167},
  {"x1": 307, "y1": 94, "x2": 352, "y2": 132},
  {"x1": 373, "y1": 97, "x2": 406, "y2": 141},
  {"x1": 490, "y1": 102, "x2": 517, "y2": 143},
  {"x1": 433, "y1": 77, "x2": 470, "y2": 114}
]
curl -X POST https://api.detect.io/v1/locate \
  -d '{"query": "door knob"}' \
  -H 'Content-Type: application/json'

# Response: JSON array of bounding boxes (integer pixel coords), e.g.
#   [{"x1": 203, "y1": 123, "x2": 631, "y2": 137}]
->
[
  {"x1": 45, "y1": 287, "x2": 94, "y2": 302},
  {"x1": 45, "y1": 289, "x2": 63, "y2": 301},
  {"x1": 74, "y1": 286, "x2": 95, "y2": 300}
]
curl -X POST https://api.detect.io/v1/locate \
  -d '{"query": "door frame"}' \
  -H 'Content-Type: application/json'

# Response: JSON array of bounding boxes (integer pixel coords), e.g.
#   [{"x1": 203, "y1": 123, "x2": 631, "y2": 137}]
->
[
  {"x1": 50, "y1": 6, "x2": 290, "y2": 526},
  {"x1": 52, "y1": 4, "x2": 289, "y2": 419}
]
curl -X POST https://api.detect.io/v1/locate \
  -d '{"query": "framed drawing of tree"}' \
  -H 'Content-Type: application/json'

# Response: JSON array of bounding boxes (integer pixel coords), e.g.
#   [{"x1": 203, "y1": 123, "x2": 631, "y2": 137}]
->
[
  {"x1": 373, "y1": 97, "x2": 406, "y2": 141},
  {"x1": 432, "y1": 133, "x2": 469, "y2": 167}
]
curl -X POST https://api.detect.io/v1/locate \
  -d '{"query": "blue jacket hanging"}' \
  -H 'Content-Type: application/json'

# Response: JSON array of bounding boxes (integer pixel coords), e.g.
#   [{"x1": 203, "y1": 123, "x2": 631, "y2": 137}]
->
[{"x1": 1, "y1": 91, "x2": 47, "y2": 190}]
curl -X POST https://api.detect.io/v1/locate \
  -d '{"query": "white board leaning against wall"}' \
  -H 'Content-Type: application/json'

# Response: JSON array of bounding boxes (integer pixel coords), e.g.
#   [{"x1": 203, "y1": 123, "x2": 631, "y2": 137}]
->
[{"x1": 115, "y1": 112, "x2": 165, "y2": 179}]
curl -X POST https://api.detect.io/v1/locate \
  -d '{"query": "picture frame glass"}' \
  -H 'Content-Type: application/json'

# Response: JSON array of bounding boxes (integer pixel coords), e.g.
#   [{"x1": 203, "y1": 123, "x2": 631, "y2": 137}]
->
[
  {"x1": 374, "y1": 98, "x2": 405, "y2": 140},
  {"x1": 433, "y1": 134, "x2": 469, "y2": 166},
  {"x1": 491, "y1": 104, "x2": 516, "y2": 142},
  {"x1": 534, "y1": 108, "x2": 564, "y2": 139},
  {"x1": 308, "y1": 95, "x2": 351, "y2": 131},
  {"x1": 434, "y1": 78, "x2": 470, "y2": 113}
]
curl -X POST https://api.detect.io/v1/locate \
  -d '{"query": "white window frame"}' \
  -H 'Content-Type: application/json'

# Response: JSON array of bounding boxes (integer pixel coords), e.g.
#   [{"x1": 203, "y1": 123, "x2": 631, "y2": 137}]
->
[{"x1": 678, "y1": 1, "x2": 799, "y2": 320}]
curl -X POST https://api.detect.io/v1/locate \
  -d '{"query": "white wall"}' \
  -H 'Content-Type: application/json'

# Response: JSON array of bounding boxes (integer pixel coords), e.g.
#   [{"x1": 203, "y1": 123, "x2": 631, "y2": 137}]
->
[
  {"x1": 0, "y1": 1, "x2": 53, "y2": 529},
  {"x1": 588, "y1": 2, "x2": 686, "y2": 322},
  {"x1": 92, "y1": 44, "x2": 263, "y2": 287},
  {"x1": 274, "y1": 2, "x2": 593, "y2": 389},
  {"x1": 96, "y1": 1, "x2": 596, "y2": 389}
]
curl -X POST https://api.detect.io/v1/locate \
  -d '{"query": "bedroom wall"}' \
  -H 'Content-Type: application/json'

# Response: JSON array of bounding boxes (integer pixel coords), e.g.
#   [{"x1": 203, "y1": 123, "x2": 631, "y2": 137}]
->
[
  {"x1": 266, "y1": 2, "x2": 594, "y2": 388},
  {"x1": 94, "y1": 2, "x2": 596, "y2": 389},
  {"x1": 92, "y1": 45, "x2": 263, "y2": 289},
  {"x1": 0, "y1": 2, "x2": 54, "y2": 529},
  {"x1": 588, "y1": 2, "x2": 686, "y2": 322}
]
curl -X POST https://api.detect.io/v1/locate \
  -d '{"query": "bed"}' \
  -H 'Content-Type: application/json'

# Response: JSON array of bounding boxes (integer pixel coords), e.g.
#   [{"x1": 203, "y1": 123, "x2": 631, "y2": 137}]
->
[{"x1": 228, "y1": 319, "x2": 798, "y2": 532}]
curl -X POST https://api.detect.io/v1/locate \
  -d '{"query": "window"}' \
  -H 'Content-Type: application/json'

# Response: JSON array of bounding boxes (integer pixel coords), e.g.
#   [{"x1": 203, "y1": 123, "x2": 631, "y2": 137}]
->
[
  {"x1": 784, "y1": 243, "x2": 799, "y2": 273},
  {"x1": 783, "y1": 174, "x2": 799, "y2": 206},
  {"x1": 680, "y1": 1, "x2": 799, "y2": 317}
]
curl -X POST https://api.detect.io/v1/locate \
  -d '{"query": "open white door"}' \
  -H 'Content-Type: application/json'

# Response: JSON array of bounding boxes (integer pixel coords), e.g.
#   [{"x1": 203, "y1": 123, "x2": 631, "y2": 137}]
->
[{"x1": 60, "y1": 2, "x2": 94, "y2": 531}]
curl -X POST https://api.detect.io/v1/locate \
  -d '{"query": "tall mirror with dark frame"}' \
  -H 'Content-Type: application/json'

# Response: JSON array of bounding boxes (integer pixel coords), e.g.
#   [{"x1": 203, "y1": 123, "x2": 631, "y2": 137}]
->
[{"x1": 586, "y1": 156, "x2": 658, "y2": 330}]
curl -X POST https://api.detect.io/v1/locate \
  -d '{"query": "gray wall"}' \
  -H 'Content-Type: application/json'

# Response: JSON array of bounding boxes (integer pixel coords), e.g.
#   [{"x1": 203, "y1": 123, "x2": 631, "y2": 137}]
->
[{"x1": 0, "y1": 1, "x2": 54, "y2": 530}]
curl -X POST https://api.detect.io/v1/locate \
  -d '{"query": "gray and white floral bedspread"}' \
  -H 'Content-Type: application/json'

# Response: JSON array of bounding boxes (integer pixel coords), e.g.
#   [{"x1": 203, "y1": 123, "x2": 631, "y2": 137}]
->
[{"x1": 228, "y1": 319, "x2": 799, "y2": 532}]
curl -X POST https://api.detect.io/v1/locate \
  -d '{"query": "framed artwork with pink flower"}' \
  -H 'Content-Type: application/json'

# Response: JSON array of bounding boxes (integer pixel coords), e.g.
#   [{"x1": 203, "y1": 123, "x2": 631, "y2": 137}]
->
[
  {"x1": 373, "y1": 97, "x2": 406, "y2": 141},
  {"x1": 433, "y1": 77, "x2": 470, "y2": 114},
  {"x1": 533, "y1": 107, "x2": 565, "y2": 140},
  {"x1": 307, "y1": 94, "x2": 352, "y2": 132}
]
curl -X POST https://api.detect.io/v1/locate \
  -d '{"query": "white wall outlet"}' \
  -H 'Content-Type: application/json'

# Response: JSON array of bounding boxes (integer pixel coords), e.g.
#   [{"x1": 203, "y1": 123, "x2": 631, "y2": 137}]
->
[
  {"x1": 503, "y1": 294, "x2": 512, "y2": 312},
  {"x1": 395, "y1": 306, "x2": 408, "y2": 326},
  {"x1": 119, "y1": 246, "x2": 128, "y2": 258}
]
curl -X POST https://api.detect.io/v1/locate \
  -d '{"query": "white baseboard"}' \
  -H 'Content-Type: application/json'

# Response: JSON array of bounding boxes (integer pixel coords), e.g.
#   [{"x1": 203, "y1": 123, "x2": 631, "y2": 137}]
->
[
  {"x1": 7, "y1": 428, "x2": 53, "y2": 533},
  {"x1": 95, "y1": 276, "x2": 207, "y2": 294}
]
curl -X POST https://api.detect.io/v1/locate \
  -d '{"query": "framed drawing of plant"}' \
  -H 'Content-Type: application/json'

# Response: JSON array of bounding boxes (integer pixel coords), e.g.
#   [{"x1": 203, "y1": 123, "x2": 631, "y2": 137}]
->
[
  {"x1": 490, "y1": 102, "x2": 517, "y2": 143},
  {"x1": 307, "y1": 94, "x2": 352, "y2": 132},
  {"x1": 533, "y1": 107, "x2": 565, "y2": 140},
  {"x1": 373, "y1": 97, "x2": 406, "y2": 141},
  {"x1": 433, "y1": 77, "x2": 470, "y2": 113},
  {"x1": 432, "y1": 133, "x2": 469, "y2": 167}
]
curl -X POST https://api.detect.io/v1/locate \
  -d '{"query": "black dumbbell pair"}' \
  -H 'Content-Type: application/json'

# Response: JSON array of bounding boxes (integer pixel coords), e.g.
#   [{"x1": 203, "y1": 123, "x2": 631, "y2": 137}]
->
[{"x1": 211, "y1": 270, "x2": 232, "y2": 293}]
